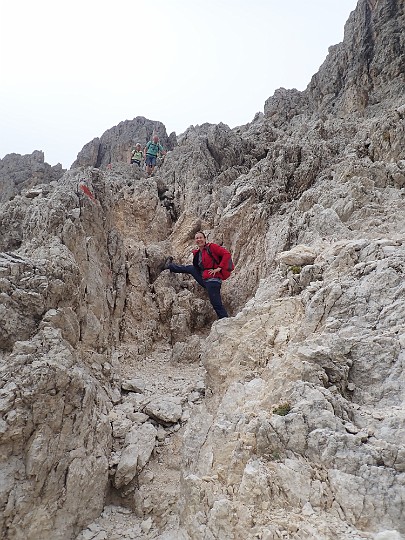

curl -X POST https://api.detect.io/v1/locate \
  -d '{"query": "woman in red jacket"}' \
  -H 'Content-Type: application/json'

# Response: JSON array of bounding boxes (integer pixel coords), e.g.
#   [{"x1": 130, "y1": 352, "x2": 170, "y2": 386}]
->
[{"x1": 163, "y1": 231, "x2": 231, "y2": 319}]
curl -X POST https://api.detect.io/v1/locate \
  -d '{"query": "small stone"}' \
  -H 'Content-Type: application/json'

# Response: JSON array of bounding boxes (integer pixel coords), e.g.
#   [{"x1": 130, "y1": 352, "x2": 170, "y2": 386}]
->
[
  {"x1": 302, "y1": 502, "x2": 315, "y2": 516},
  {"x1": 110, "y1": 387, "x2": 122, "y2": 405},
  {"x1": 344, "y1": 422, "x2": 359, "y2": 434},
  {"x1": 102, "y1": 362, "x2": 112, "y2": 375},
  {"x1": 25, "y1": 188, "x2": 43, "y2": 198},
  {"x1": 140, "y1": 517, "x2": 153, "y2": 533},
  {"x1": 115, "y1": 506, "x2": 132, "y2": 514},
  {"x1": 69, "y1": 208, "x2": 81, "y2": 219},
  {"x1": 141, "y1": 470, "x2": 154, "y2": 483},
  {"x1": 115, "y1": 402, "x2": 134, "y2": 415},
  {"x1": 112, "y1": 417, "x2": 132, "y2": 438},
  {"x1": 372, "y1": 411, "x2": 385, "y2": 420},
  {"x1": 157, "y1": 426, "x2": 166, "y2": 441},
  {"x1": 144, "y1": 396, "x2": 182, "y2": 423},
  {"x1": 195, "y1": 380, "x2": 206, "y2": 392},
  {"x1": 181, "y1": 409, "x2": 191, "y2": 422},
  {"x1": 188, "y1": 391, "x2": 201, "y2": 403},
  {"x1": 122, "y1": 378, "x2": 146, "y2": 393},
  {"x1": 127, "y1": 412, "x2": 149, "y2": 423},
  {"x1": 109, "y1": 451, "x2": 121, "y2": 466},
  {"x1": 276, "y1": 245, "x2": 317, "y2": 266},
  {"x1": 81, "y1": 531, "x2": 96, "y2": 540},
  {"x1": 93, "y1": 533, "x2": 107, "y2": 540}
]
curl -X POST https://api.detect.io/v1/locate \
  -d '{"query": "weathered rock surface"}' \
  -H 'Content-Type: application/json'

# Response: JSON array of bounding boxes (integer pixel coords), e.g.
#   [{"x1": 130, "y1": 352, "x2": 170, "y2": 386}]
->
[
  {"x1": 0, "y1": 168, "x2": 127, "y2": 538},
  {"x1": 114, "y1": 423, "x2": 157, "y2": 489},
  {"x1": 0, "y1": 150, "x2": 64, "y2": 205},
  {"x1": 71, "y1": 117, "x2": 177, "y2": 169},
  {"x1": 1, "y1": 0, "x2": 404, "y2": 539}
]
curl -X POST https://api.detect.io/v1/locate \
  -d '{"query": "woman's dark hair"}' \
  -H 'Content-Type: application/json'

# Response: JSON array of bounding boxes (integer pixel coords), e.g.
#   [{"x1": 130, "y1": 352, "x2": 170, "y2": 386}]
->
[{"x1": 194, "y1": 231, "x2": 206, "y2": 239}]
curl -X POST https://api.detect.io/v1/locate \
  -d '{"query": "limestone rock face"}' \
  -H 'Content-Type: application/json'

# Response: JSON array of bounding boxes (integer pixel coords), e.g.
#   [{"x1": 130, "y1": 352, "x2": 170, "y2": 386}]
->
[
  {"x1": 0, "y1": 151, "x2": 65, "y2": 204},
  {"x1": 265, "y1": 0, "x2": 405, "y2": 121},
  {"x1": 184, "y1": 236, "x2": 405, "y2": 539},
  {"x1": 1, "y1": 0, "x2": 405, "y2": 539},
  {"x1": 0, "y1": 168, "x2": 127, "y2": 539},
  {"x1": 71, "y1": 117, "x2": 177, "y2": 169},
  {"x1": 306, "y1": 0, "x2": 405, "y2": 114},
  {"x1": 114, "y1": 423, "x2": 157, "y2": 489},
  {"x1": 0, "y1": 329, "x2": 112, "y2": 540}
]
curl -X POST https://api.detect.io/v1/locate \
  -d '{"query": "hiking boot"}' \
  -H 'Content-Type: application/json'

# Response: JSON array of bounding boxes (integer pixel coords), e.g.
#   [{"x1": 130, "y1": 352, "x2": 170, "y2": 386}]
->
[{"x1": 163, "y1": 256, "x2": 173, "y2": 270}]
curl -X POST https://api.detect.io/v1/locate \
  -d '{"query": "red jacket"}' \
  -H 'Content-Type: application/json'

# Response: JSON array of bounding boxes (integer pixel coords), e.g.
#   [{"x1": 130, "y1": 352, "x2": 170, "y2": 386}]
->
[{"x1": 192, "y1": 242, "x2": 233, "y2": 280}]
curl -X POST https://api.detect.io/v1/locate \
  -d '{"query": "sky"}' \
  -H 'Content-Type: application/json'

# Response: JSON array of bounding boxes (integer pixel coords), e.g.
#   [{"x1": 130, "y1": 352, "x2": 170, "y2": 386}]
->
[{"x1": 0, "y1": 0, "x2": 358, "y2": 169}]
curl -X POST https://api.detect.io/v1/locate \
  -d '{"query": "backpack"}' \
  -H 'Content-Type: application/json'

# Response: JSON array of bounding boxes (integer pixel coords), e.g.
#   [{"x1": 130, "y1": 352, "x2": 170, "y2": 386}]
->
[
  {"x1": 146, "y1": 141, "x2": 161, "y2": 156},
  {"x1": 206, "y1": 244, "x2": 235, "y2": 280},
  {"x1": 131, "y1": 149, "x2": 143, "y2": 161}
]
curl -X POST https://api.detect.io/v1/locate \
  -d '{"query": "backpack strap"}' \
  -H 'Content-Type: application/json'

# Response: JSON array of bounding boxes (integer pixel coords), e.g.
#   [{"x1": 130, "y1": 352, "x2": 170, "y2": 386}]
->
[
  {"x1": 205, "y1": 244, "x2": 220, "y2": 266},
  {"x1": 146, "y1": 141, "x2": 160, "y2": 156}
]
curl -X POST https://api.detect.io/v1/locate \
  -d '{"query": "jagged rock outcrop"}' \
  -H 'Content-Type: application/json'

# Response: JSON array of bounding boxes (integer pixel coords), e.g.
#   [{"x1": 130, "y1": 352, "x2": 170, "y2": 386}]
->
[
  {"x1": 265, "y1": 0, "x2": 405, "y2": 120},
  {"x1": 182, "y1": 237, "x2": 405, "y2": 539},
  {"x1": 0, "y1": 151, "x2": 64, "y2": 204},
  {"x1": 1, "y1": 0, "x2": 404, "y2": 539},
  {"x1": 0, "y1": 168, "x2": 127, "y2": 539},
  {"x1": 306, "y1": 0, "x2": 405, "y2": 114},
  {"x1": 71, "y1": 117, "x2": 177, "y2": 169}
]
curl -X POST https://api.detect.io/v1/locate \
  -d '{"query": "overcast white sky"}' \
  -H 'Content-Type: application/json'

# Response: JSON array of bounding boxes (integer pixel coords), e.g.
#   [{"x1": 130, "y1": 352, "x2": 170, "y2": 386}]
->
[{"x1": 0, "y1": 0, "x2": 358, "y2": 169}]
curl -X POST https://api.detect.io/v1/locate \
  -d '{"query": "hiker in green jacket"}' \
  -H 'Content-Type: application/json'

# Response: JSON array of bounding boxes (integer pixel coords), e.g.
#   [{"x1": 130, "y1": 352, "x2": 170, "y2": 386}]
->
[
  {"x1": 144, "y1": 135, "x2": 165, "y2": 177},
  {"x1": 130, "y1": 143, "x2": 143, "y2": 167}
]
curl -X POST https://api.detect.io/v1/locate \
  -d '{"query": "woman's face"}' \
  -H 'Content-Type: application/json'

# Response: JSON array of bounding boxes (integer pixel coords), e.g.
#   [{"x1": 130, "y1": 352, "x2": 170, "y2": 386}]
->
[{"x1": 195, "y1": 233, "x2": 206, "y2": 248}]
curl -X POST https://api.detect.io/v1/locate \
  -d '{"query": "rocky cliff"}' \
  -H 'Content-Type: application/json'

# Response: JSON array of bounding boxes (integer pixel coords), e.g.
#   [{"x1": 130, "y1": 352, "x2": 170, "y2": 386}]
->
[
  {"x1": 71, "y1": 117, "x2": 177, "y2": 169},
  {"x1": 0, "y1": 0, "x2": 404, "y2": 539},
  {"x1": 0, "y1": 151, "x2": 65, "y2": 205}
]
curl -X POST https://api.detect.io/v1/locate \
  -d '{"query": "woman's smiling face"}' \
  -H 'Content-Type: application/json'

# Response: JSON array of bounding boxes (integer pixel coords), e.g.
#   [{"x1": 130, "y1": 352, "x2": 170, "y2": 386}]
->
[{"x1": 195, "y1": 232, "x2": 206, "y2": 248}]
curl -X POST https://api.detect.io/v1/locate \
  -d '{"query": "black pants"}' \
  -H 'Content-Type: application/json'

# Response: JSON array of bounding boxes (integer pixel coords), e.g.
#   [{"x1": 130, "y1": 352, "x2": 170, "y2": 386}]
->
[{"x1": 168, "y1": 264, "x2": 228, "y2": 319}]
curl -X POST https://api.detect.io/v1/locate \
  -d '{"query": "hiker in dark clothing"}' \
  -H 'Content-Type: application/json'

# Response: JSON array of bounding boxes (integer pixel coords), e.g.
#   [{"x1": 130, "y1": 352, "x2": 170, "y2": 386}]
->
[{"x1": 162, "y1": 231, "x2": 232, "y2": 319}]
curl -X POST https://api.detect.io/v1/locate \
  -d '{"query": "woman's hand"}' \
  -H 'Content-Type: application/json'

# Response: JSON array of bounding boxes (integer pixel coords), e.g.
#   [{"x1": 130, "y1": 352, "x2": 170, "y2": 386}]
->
[{"x1": 208, "y1": 268, "x2": 221, "y2": 276}]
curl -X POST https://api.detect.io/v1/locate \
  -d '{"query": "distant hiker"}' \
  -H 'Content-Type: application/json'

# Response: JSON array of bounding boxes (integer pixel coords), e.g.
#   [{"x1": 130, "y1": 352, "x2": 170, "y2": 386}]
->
[
  {"x1": 144, "y1": 135, "x2": 165, "y2": 177},
  {"x1": 130, "y1": 143, "x2": 143, "y2": 167},
  {"x1": 162, "y1": 231, "x2": 234, "y2": 319}
]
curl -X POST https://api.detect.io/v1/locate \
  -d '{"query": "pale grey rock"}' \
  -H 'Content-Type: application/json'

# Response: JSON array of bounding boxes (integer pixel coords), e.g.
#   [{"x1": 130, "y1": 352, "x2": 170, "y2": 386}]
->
[
  {"x1": 121, "y1": 378, "x2": 146, "y2": 393},
  {"x1": 0, "y1": 329, "x2": 112, "y2": 540},
  {"x1": 2, "y1": 1, "x2": 405, "y2": 539},
  {"x1": 144, "y1": 396, "x2": 183, "y2": 424},
  {"x1": 140, "y1": 517, "x2": 153, "y2": 533},
  {"x1": 0, "y1": 168, "x2": 129, "y2": 539},
  {"x1": 114, "y1": 423, "x2": 157, "y2": 488},
  {"x1": 276, "y1": 244, "x2": 317, "y2": 266},
  {"x1": 0, "y1": 150, "x2": 64, "y2": 204},
  {"x1": 187, "y1": 392, "x2": 201, "y2": 403},
  {"x1": 127, "y1": 412, "x2": 149, "y2": 424},
  {"x1": 171, "y1": 335, "x2": 202, "y2": 364},
  {"x1": 25, "y1": 187, "x2": 43, "y2": 198},
  {"x1": 306, "y1": 0, "x2": 405, "y2": 114},
  {"x1": 71, "y1": 117, "x2": 176, "y2": 169},
  {"x1": 123, "y1": 392, "x2": 147, "y2": 412},
  {"x1": 374, "y1": 532, "x2": 403, "y2": 540}
]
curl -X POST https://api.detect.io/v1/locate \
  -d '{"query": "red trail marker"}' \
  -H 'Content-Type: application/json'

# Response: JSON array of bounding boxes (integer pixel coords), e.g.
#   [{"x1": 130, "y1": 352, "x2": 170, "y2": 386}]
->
[{"x1": 79, "y1": 184, "x2": 95, "y2": 201}]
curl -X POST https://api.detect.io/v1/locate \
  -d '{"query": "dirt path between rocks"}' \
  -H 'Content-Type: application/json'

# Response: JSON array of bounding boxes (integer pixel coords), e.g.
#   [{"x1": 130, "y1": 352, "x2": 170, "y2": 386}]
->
[{"x1": 76, "y1": 342, "x2": 206, "y2": 540}]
